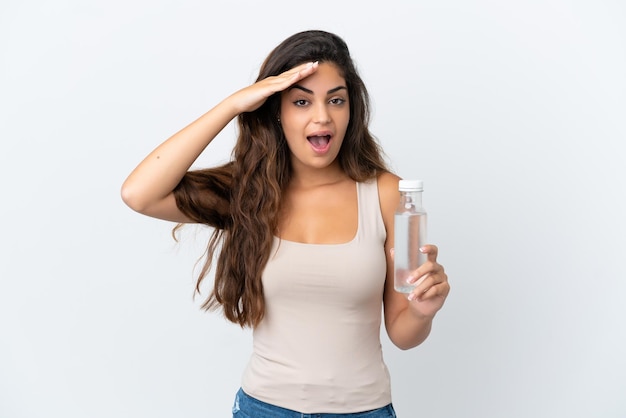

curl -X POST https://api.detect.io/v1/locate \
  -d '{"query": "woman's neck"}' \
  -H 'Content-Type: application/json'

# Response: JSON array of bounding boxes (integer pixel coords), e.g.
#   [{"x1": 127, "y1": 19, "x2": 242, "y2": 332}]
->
[{"x1": 289, "y1": 161, "x2": 348, "y2": 189}]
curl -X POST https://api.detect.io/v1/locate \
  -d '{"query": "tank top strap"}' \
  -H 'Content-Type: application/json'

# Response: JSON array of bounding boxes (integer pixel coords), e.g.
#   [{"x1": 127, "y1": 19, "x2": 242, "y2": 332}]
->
[{"x1": 356, "y1": 178, "x2": 387, "y2": 243}]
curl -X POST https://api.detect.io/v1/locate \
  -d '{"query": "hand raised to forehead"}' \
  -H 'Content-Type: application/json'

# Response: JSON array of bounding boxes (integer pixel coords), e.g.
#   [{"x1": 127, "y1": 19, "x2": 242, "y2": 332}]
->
[{"x1": 230, "y1": 61, "x2": 319, "y2": 114}]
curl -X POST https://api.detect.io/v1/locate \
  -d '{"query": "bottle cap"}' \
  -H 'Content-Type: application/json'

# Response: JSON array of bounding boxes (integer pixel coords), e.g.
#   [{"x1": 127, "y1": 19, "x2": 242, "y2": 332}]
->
[{"x1": 398, "y1": 179, "x2": 424, "y2": 191}]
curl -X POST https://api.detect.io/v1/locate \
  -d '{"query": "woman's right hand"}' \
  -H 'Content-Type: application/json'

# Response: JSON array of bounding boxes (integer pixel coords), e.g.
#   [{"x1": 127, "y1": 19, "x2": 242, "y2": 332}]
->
[{"x1": 229, "y1": 61, "x2": 319, "y2": 114}]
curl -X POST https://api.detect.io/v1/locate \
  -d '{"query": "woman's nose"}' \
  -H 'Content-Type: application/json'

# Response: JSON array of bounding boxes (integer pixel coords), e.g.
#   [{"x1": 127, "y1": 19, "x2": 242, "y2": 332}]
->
[{"x1": 313, "y1": 104, "x2": 331, "y2": 124}]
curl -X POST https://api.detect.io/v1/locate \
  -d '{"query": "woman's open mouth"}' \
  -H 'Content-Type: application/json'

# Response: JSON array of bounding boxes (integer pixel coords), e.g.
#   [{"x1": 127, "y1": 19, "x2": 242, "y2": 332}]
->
[{"x1": 307, "y1": 132, "x2": 333, "y2": 153}]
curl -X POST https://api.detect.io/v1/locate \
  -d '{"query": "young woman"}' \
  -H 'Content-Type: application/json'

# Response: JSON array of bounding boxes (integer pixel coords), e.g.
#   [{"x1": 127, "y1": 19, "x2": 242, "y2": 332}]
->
[{"x1": 122, "y1": 30, "x2": 449, "y2": 417}]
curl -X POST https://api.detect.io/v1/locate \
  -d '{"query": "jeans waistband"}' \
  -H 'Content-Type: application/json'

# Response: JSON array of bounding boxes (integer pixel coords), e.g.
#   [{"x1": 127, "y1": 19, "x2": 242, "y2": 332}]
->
[{"x1": 233, "y1": 388, "x2": 396, "y2": 417}]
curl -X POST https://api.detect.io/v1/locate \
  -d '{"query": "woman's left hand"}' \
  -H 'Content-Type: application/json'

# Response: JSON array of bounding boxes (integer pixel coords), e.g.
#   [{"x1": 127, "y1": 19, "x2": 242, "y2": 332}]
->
[{"x1": 405, "y1": 244, "x2": 450, "y2": 319}]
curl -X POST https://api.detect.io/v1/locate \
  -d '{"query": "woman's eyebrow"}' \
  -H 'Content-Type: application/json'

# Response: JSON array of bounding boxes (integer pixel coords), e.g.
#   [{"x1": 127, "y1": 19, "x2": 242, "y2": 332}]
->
[{"x1": 288, "y1": 85, "x2": 347, "y2": 94}]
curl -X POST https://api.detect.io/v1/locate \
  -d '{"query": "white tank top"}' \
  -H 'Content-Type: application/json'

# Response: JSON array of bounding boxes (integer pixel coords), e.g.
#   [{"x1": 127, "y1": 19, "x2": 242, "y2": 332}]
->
[{"x1": 241, "y1": 179, "x2": 392, "y2": 413}]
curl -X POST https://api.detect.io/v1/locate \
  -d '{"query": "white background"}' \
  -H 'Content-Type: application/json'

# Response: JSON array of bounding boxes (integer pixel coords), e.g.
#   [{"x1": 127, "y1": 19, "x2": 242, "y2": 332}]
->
[{"x1": 1, "y1": 1, "x2": 625, "y2": 417}]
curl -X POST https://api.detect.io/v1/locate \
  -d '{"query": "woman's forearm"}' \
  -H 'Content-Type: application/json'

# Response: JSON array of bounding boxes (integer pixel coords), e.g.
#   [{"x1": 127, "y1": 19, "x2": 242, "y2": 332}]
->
[
  {"x1": 387, "y1": 308, "x2": 434, "y2": 351},
  {"x1": 121, "y1": 96, "x2": 239, "y2": 214}
]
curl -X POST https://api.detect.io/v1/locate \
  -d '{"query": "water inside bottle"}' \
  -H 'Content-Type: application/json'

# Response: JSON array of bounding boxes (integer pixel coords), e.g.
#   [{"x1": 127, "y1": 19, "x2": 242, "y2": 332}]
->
[{"x1": 394, "y1": 212, "x2": 427, "y2": 293}]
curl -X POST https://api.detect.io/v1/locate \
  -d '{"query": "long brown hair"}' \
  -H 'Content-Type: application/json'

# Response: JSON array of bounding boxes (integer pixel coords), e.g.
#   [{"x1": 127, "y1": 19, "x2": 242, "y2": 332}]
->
[{"x1": 173, "y1": 30, "x2": 389, "y2": 327}]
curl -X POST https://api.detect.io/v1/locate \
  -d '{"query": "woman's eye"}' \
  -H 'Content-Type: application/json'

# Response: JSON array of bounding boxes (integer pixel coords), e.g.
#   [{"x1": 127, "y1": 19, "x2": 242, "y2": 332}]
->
[
  {"x1": 329, "y1": 98, "x2": 345, "y2": 105},
  {"x1": 293, "y1": 99, "x2": 308, "y2": 106}
]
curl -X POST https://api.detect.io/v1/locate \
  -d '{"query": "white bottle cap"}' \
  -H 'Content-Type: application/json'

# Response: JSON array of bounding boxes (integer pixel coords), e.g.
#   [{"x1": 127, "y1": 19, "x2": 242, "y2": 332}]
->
[{"x1": 398, "y1": 179, "x2": 424, "y2": 191}]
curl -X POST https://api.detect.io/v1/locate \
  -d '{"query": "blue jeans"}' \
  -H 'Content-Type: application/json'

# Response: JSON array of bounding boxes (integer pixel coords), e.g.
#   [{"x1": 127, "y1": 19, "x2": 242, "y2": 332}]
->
[{"x1": 232, "y1": 388, "x2": 397, "y2": 418}]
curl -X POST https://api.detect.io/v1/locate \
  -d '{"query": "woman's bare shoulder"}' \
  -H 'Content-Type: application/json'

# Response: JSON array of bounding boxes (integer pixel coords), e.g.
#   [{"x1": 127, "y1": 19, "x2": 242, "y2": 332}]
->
[
  {"x1": 377, "y1": 171, "x2": 401, "y2": 197},
  {"x1": 377, "y1": 172, "x2": 401, "y2": 220}
]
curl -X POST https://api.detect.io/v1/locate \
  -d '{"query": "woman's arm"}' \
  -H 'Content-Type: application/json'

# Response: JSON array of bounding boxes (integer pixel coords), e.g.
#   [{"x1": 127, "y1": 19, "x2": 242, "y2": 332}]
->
[
  {"x1": 121, "y1": 99, "x2": 239, "y2": 223},
  {"x1": 121, "y1": 61, "x2": 320, "y2": 223},
  {"x1": 378, "y1": 172, "x2": 450, "y2": 350}
]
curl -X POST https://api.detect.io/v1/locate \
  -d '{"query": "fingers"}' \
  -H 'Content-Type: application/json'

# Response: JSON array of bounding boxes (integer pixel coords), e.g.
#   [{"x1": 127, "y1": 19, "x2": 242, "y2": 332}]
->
[
  {"x1": 231, "y1": 62, "x2": 319, "y2": 114},
  {"x1": 269, "y1": 61, "x2": 319, "y2": 92},
  {"x1": 389, "y1": 244, "x2": 435, "y2": 266},
  {"x1": 391, "y1": 243, "x2": 448, "y2": 304},
  {"x1": 408, "y1": 270, "x2": 449, "y2": 301},
  {"x1": 287, "y1": 61, "x2": 319, "y2": 79},
  {"x1": 405, "y1": 244, "x2": 447, "y2": 302},
  {"x1": 421, "y1": 244, "x2": 438, "y2": 263},
  {"x1": 405, "y1": 244, "x2": 439, "y2": 284}
]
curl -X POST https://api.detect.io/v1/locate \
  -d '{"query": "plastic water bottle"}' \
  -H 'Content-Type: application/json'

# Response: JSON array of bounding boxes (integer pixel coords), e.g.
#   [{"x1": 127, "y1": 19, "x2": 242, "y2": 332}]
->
[{"x1": 394, "y1": 179, "x2": 427, "y2": 294}]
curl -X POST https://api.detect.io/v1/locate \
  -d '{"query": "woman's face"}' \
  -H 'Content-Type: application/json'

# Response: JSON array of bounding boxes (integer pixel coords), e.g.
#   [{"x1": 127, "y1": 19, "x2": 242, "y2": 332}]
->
[{"x1": 279, "y1": 62, "x2": 350, "y2": 173}]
